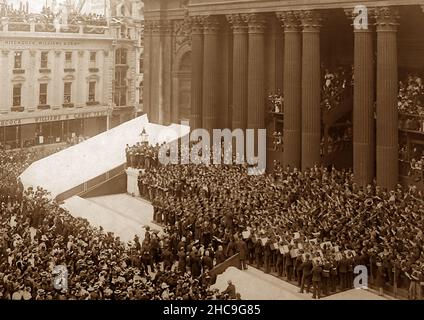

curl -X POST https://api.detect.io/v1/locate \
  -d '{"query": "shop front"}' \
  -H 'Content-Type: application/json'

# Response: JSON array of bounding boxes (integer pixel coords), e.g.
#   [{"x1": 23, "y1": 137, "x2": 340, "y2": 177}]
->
[{"x1": 0, "y1": 107, "x2": 109, "y2": 150}]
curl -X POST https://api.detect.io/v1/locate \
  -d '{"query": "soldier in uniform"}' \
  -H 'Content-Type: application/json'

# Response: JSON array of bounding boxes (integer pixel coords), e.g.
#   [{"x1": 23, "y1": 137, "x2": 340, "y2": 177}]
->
[
  {"x1": 300, "y1": 254, "x2": 313, "y2": 294},
  {"x1": 322, "y1": 258, "x2": 331, "y2": 296},
  {"x1": 311, "y1": 260, "x2": 323, "y2": 299}
]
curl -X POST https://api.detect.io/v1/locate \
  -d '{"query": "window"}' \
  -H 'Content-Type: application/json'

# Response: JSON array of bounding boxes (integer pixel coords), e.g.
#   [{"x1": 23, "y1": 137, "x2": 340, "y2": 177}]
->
[
  {"x1": 14, "y1": 51, "x2": 22, "y2": 69},
  {"x1": 65, "y1": 52, "x2": 72, "y2": 67},
  {"x1": 90, "y1": 52, "x2": 96, "y2": 62},
  {"x1": 88, "y1": 81, "x2": 96, "y2": 102},
  {"x1": 13, "y1": 84, "x2": 22, "y2": 107},
  {"x1": 39, "y1": 83, "x2": 48, "y2": 105},
  {"x1": 64, "y1": 82, "x2": 72, "y2": 103},
  {"x1": 114, "y1": 68, "x2": 127, "y2": 106},
  {"x1": 115, "y1": 48, "x2": 127, "y2": 65},
  {"x1": 40, "y1": 51, "x2": 48, "y2": 68}
]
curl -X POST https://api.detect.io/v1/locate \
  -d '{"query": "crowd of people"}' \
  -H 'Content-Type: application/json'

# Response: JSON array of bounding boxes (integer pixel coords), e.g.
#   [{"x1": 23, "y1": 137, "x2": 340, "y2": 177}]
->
[
  {"x1": 321, "y1": 123, "x2": 353, "y2": 157},
  {"x1": 141, "y1": 143, "x2": 424, "y2": 299},
  {"x1": 0, "y1": 147, "x2": 241, "y2": 300},
  {"x1": 321, "y1": 66, "x2": 352, "y2": 112},
  {"x1": 398, "y1": 75, "x2": 424, "y2": 116},
  {"x1": 125, "y1": 142, "x2": 162, "y2": 170}
]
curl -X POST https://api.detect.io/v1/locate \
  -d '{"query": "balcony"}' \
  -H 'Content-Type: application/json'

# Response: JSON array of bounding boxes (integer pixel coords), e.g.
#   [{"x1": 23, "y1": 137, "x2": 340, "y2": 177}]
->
[
  {"x1": 37, "y1": 104, "x2": 51, "y2": 110},
  {"x1": 62, "y1": 103, "x2": 75, "y2": 108},
  {"x1": 39, "y1": 68, "x2": 51, "y2": 74},
  {"x1": 11, "y1": 106, "x2": 25, "y2": 112},
  {"x1": 86, "y1": 101, "x2": 100, "y2": 106},
  {"x1": 89, "y1": 67, "x2": 99, "y2": 73},
  {"x1": 13, "y1": 69, "x2": 25, "y2": 74},
  {"x1": 64, "y1": 68, "x2": 75, "y2": 73}
]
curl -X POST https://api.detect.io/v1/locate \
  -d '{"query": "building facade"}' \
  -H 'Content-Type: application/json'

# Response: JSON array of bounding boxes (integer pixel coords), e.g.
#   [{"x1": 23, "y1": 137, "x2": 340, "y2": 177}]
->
[
  {"x1": 0, "y1": 0, "x2": 144, "y2": 149},
  {"x1": 143, "y1": 0, "x2": 424, "y2": 191}
]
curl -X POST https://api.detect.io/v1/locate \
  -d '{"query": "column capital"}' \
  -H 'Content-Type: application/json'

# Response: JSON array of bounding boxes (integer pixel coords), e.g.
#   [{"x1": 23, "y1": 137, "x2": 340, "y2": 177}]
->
[
  {"x1": 374, "y1": 6, "x2": 399, "y2": 32},
  {"x1": 188, "y1": 16, "x2": 206, "y2": 35},
  {"x1": 143, "y1": 20, "x2": 154, "y2": 34},
  {"x1": 241, "y1": 13, "x2": 267, "y2": 34},
  {"x1": 150, "y1": 20, "x2": 173, "y2": 35},
  {"x1": 203, "y1": 15, "x2": 221, "y2": 34},
  {"x1": 276, "y1": 11, "x2": 301, "y2": 32},
  {"x1": 299, "y1": 10, "x2": 322, "y2": 32},
  {"x1": 226, "y1": 14, "x2": 248, "y2": 33},
  {"x1": 344, "y1": 8, "x2": 374, "y2": 32}
]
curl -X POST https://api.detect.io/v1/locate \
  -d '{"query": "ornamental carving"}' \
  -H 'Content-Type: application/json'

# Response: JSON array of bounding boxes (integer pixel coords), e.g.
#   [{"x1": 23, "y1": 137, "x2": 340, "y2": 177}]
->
[
  {"x1": 226, "y1": 14, "x2": 248, "y2": 33},
  {"x1": 299, "y1": 10, "x2": 322, "y2": 31},
  {"x1": 276, "y1": 11, "x2": 301, "y2": 32},
  {"x1": 203, "y1": 16, "x2": 221, "y2": 34},
  {"x1": 173, "y1": 18, "x2": 192, "y2": 55},
  {"x1": 241, "y1": 13, "x2": 267, "y2": 34},
  {"x1": 373, "y1": 6, "x2": 399, "y2": 31}
]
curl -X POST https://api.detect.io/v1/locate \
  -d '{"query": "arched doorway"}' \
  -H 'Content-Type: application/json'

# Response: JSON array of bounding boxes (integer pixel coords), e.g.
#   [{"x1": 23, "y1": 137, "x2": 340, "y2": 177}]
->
[{"x1": 172, "y1": 51, "x2": 191, "y2": 123}]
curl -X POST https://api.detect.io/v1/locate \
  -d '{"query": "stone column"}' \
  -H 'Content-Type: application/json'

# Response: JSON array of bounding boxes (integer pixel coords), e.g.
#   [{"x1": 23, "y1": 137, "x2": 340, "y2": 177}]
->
[
  {"x1": 244, "y1": 13, "x2": 267, "y2": 131},
  {"x1": 277, "y1": 11, "x2": 302, "y2": 169},
  {"x1": 150, "y1": 21, "x2": 161, "y2": 123},
  {"x1": 346, "y1": 9, "x2": 375, "y2": 187},
  {"x1": 161, "y1": 21, "x2": 173, "y2": 125},
  {"x1": 300, "y1": 10, "x2": 322, "y2": 170},
  {"x1": 227, "y1": 14, "x2": 248, "y2": 131},
  {"x1": 190, "y1": 16, "x2": 204, "y2": 130},
  {"x1": 202, "y1": 16, "x2": 221, "y2": 134},
  {"x1": 0, "y1": 50, "x2": 9, "y2": 114},
  {"x1": 265, "y1": 17, "x2": 280, "y2": 94},
  {"x1": 76, "y1": 50, "x2": 85, "y2": 107},
  {"x1": 143, "y1": 21, "x2": 152, "y2": 117},
  {"x1": 375, "y1": 7, "x2": 399, "y2": 190},
  {"x1": 52, "y1": 51, "x2": 62, "y2": 109},
  {"x1": 27, "y1": 50, "x2": 37, "y2": 111}
]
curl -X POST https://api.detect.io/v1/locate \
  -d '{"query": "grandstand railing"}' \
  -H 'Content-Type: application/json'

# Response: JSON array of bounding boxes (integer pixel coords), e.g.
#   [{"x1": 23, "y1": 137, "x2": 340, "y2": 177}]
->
[{"x1": 210, "y1": 253, "x2": 241, "y2": 283}]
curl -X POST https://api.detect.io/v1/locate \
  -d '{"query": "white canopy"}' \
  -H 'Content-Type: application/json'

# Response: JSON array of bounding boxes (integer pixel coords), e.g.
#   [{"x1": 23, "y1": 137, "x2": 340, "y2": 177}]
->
[{"x1": 19, "y1": 115, "x2": 190, "y2": 199}]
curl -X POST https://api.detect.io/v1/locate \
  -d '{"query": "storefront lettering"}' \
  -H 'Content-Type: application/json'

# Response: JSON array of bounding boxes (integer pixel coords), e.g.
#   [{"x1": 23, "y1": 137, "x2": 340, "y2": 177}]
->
[
  {"x1": 1, "y1": 109, "x2": 108, "y2": 127},
  {"x1": 0, "y1": 119, "x2": 21, "y2": 126}
]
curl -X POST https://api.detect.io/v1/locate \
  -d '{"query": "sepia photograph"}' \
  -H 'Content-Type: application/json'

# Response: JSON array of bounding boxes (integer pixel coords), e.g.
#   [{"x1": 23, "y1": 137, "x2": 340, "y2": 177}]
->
[{"x1": 1, "y1": 0, "x2": 424, "y2": 312}]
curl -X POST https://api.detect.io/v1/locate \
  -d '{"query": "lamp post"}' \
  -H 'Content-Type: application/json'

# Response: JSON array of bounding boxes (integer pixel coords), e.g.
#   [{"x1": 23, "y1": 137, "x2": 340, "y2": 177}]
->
[{"x1": 140, "y1": 127, "x2": 148, "y2": 144}]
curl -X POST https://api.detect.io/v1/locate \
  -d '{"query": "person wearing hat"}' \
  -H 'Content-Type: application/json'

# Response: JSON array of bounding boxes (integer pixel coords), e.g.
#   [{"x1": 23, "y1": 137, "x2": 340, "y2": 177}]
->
[
  {"x1": 311, "y1": 260, "x2": 323, "y2": 299},
  {"x1": 222, "y1": 280, "x2": 236, "y2": 299},
  {"x1": 300, "y1": 254, "x2": 313, "y2": 294}
]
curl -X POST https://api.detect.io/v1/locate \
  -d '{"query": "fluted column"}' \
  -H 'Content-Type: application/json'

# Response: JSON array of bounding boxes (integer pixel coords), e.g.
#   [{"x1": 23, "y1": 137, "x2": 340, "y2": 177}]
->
[
  {"x1": 161, "y1": 20, "x2": 173, "y2": 125},
  {"x1": 150, "y1": 21, "x2": 161, "y2": 123},
  {"x1": 143, "y1": 21, "x2": 152, "y2": 118},
  {"x1": 375, "y1": 7, "x2": 399, "y2": 190},
  {"x1": 227, "y1": 14, "x2": 248, "y2": 131},
  {"x1": 190, "y1": 16, "x2": 204, "y2": 130},
  {"x1": 300, "y1": 11, "x2": 322, "y2": 170},
  {"x1": 244, "y1": 13, "x2": 267, "y2": 131},
  {"x1": 346, "y1": 9, "x2": 375, "y2": 187},
  {"x1": 277, "y1": 11, "x2": 302, "y2": 169},
  {"x1": 202, "y1": 16, "x2": 221, "y2": 134}
]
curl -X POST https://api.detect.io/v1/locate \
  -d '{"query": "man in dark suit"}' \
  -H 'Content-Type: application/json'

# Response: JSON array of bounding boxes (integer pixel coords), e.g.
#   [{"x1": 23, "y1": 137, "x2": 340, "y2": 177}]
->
[
  {"x1": 236, "y1": 237, "x2": 248, "y2": 270},
  {"x1": 223, "y1": 280, "x2": 236, "y2": 299},
  {"x1": 312, "y1": 260, "x2": 323, "y2": 299},
  {"x1": 300, "y1": 254, "x2": 313, "y2": 294}
]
